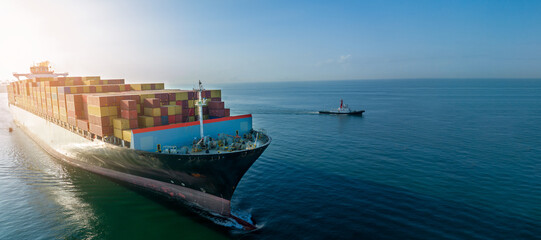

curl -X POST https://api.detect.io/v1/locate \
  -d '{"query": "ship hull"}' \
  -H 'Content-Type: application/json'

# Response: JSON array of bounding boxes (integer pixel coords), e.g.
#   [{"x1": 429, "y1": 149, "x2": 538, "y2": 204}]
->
[
  {"x1": 319, "y1": 110, "x2": 364, "y2": 115},
  {"x1": 10, "y1": 104, "x2": 269, "y2": 223}
]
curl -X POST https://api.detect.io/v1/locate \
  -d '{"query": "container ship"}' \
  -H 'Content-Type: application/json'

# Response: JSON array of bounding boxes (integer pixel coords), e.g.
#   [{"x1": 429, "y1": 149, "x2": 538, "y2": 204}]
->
[{"x1": 6, "y1": 62, "x2": 271, "y2": 230}]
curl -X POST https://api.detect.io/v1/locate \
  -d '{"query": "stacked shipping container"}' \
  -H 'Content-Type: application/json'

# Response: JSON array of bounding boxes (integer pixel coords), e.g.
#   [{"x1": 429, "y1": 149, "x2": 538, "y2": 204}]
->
[{"x1": 7, "y1": 77, "x2": 226, "y2": 143}]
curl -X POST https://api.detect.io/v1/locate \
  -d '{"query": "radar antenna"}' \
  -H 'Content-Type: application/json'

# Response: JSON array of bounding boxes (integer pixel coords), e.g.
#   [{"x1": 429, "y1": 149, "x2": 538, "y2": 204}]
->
[{"x1": 194, "y1": 80, "x2": 207, "y2": 139}]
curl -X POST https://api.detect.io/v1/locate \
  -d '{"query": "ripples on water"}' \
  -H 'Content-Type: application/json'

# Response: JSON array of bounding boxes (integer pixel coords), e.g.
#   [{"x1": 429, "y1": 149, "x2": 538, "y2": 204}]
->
[
  {"x1": 224, "y1": 79, "x2": 541, "y2": 239},
  {"x1": 1, "y1": 79, "x2": 541, "y2": 239}
]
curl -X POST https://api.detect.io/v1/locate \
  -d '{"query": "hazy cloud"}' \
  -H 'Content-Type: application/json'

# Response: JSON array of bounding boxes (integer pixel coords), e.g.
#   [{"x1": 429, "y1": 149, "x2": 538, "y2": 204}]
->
[
  {"x1": 338, "y1": 54, "x2": 351, "y2": 63},
  {"x1": 317, "y1": 54, "x2": 352, "y2": 66}
]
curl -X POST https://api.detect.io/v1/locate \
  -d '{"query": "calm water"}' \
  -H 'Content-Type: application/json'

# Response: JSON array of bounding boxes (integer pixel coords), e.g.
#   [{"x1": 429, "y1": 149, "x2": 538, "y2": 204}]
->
[{"x1": 1, "y1": 79, "x2": 541, "y2": 239}]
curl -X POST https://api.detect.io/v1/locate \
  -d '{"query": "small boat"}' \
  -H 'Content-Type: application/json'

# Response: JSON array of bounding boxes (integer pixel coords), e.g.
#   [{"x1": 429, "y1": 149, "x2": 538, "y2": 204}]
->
[{"x1": 319, "y1": 99, "x2": 364, "y2": 115}]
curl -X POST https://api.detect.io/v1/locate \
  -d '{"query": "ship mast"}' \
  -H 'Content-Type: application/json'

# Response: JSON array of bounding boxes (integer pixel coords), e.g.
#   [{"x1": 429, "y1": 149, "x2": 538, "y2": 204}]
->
[{"x1": 194, "y1": 80, "x2": 207, "y2": 139}]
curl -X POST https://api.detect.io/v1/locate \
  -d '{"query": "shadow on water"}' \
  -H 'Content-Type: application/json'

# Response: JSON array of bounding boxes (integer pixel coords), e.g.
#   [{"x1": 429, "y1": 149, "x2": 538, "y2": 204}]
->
[{"x1": 106, "y1": 179, "x2": 241, "y2": 235}]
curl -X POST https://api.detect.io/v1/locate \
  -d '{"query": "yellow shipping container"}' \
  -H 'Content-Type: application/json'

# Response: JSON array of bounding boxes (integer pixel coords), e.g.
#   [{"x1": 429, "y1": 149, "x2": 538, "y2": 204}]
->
[
  {"x1": 96, "y1": 86, "x2": 102, "y2": 92},
  {"x1": 189, "y1": 116, "x2": 195, "y2": 122},
  {"x1": 87, "y1": 105, "x2": 106, "y2": 116},
  {"x1": 155, "y1": 83, "x2": 164, "y2": 90},
  {"x1": 108, "y1": 106, "x2": 119, "y2": 116},
  {"x1": 130, "y1": 84, "x2": 152, "y2": 91},
  {"x1": 167, "y1": 105, "x2": 175, "y2": 115},
  {"x1": 83, "y1": 76, "x2": 101, "y2": 81},
  {"x1": 144, "y1": 107, "x2": 161, "y2": 117},
  {"x1": 83, "y1": 86, "x2": 90, "y2": 93},
  {"x1": 122, "y1": 130, "x2": 132, "y2": 142},
  {"x1": 175, "y1": 92, "x2": 188, "y2": 100},
  {"x1": 114, "y1": 128, "x2": 123, "y2": 139},
  {"x1": 88, "y1": 106, "x2": 118, "y2": 117},
  {"x1": 83, "y1": 79, "x2": 100, "y2": 85},
  {"x1": 188, "y1": 100, "x2": 194, "y2": 108},
  {"x1": 210, "y1": 90, "x2": 221, "y2": 98},
  {"x1": 138, "y1": 116, "x2": 154, "y2": 128},
  {"x1": 139, "y1": 93, "x2": 155, "y2": 101},
  {"x1": 130, "y1": 84, "x2": 141, "y2": 91},
  {"x1": 113, "y1": 118, "x2": 130, "y2": 129},
  {"x1": 136, "y1": 104, "x2": 141, "y2": 114}
]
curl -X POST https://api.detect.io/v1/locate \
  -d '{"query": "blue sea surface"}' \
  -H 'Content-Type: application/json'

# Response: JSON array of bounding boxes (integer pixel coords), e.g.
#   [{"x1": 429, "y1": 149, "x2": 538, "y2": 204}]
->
[{"x1": 1, "y1": 79, "x2": 541, "y2": 239}]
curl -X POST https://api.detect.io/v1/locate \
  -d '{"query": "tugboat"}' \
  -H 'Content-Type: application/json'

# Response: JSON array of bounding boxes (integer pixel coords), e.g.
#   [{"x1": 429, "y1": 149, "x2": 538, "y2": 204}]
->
[{"x1": 319, "y1": 99, "x2": 364, "y2": 115}]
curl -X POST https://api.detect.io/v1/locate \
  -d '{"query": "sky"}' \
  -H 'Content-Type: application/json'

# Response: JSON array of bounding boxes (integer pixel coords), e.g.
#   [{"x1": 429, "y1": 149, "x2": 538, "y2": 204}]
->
[{"x1": 1, "y1": 0, "x2": 541, "y2": 84}]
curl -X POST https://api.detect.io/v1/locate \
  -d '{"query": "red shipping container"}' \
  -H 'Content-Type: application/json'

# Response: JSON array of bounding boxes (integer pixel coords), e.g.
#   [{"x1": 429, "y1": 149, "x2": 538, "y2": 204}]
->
[
  {"x1": 168, "y1": 115, "x2": 175, "y2": 124},
  {"x1": 203, "y1": 90, "x2": 211, "y2": 98},
  {"x1": 211, "y1": 97, "x2": 221, "y2": 102},
  {"x1": 120, "y1": 100, "x2": 136, "y2": 110},
  {"x1": 129, "y1": 119, "x2": 138, "y2": 129},
  {"x1": 105, "y1": 79, "x2": 125, "y2": 84},
  {"x1": 89, "y1": 115, "x2": 113, "y2": 127},
  {"x1": 168, "y1": 93, "x2": 176, "y2": 101},
  {"x1": 224, "y1": 108, "x2": 230, "y2": 117},
  {"x1": 77, "y1": 119, "x2": 89, "y2": 131},
  {"x1": 183, "y1": 108, "x2": 195, "y2": 116},
  {"x1": 88, "y1": 95, "x2": 116, "y2": 107},
  {"x1": 89, "y1": 124, "x2": 113, "y2": 137},
  {"x1": 121, "y1": 109, "x2": 138, "y2": 119},
  {"x1": 155, "y1": 93, "x2": 168, "y2": 103},
  {"x1": 175, "y1": 114, "x2": 183, "y2": 123},
  {"x1": 107, "y1": 85, "x2": 120, "y2": 92},
  {"x1": 74, "y1": 86, "x2": 84, "y2": 93},
  {"x1": 153, "y1": 116, "x2": 161, "y2": 126},
  {"x1": 120, "y1": 94, "x2": 140, "y2": 104},
  {"x1": 143, "y1": 98, "x2": 160, "y2": 108},
  {"x1": 208, "y1": 101, "x2": 224, "y2": 109},
  {"x1": 210, "y1": 109, "x2": 225, "y2": 117},
  {"x1": 160, "y1": 107, "x2": 168, "y2": 116}
]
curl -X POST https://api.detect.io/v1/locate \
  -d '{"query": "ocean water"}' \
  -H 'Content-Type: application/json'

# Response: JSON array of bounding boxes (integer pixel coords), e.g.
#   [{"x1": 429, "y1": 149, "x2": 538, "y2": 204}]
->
[{"x1": 1, "y1": 79, "x2": 541, "y2": 239}]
